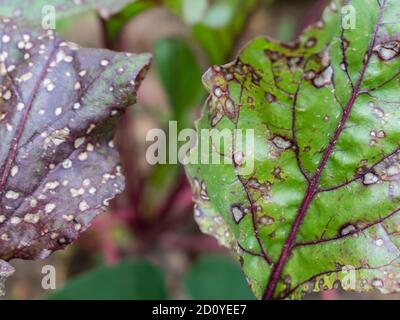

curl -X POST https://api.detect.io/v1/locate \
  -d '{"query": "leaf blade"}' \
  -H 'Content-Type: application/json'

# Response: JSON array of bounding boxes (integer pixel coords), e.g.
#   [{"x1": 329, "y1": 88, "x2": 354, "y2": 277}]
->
[
  {"x1": 186, "y1": 0, "x2": 400, "y2": 299},
  {"x1": 0, "y1": 19, "x2": 150, "y2": 273}
]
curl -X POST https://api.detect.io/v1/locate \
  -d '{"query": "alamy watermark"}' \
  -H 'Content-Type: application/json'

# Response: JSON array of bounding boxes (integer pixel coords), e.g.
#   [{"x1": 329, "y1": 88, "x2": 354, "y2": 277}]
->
[
  {"x1": 341, "y1": 5, "x2": 356, "y2": 30},
  {"x1": 341, "y1": 265, "x2": 356, "y2": 290},
  {"x1": 41, "y1": 264, "x2": 56, "y2": 290},
  {"x1": 41, "y1": 5, "x2": 56, "y2": 30}
]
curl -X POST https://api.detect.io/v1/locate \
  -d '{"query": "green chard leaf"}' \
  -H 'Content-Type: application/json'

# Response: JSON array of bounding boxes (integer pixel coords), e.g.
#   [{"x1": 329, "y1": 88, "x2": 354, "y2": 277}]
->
[
  {"x1": 185, "y1": 0, "x2": 400, "y2": 299},
  {"x1": 0, "y1": 18, "x2": 151, "y2": 294}
]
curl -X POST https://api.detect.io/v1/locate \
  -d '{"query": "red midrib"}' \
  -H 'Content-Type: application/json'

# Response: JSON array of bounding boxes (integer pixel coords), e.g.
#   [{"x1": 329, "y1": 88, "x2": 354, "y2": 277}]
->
[
  {"x1": 0, "y1": 41, "x2": 59, "y2": 195},
  {"x1": 263, "y1": 1, "x2": 387, "y2": 300}
]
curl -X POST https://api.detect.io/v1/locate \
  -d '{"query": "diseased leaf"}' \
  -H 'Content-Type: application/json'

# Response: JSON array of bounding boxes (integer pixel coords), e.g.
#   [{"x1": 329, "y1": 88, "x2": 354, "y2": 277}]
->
[
  {"x1": 0, "y1": 18, "x2": 151, "y2": 293},
  {"x1": 0, "y1": 259, "x2": 14, "y2": 296},
  {"x1": 186, "y1": 0, "x2": 400, "y2": 299},
  {"x1": 0, "y1": 0, "x2": 134, "y2": 22}
]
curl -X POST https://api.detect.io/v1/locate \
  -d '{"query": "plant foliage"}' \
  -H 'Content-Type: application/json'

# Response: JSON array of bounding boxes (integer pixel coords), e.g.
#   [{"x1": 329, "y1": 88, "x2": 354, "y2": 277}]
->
[{"x1": 186, "y1": 0, "x2": 400, "y2": 299}]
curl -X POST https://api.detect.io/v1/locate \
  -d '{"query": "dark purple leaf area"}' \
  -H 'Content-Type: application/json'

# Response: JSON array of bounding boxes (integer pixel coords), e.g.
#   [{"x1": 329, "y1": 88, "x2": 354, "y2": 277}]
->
[{"x1": 0, "y1": 18, "x2": 151, "y2": 291}]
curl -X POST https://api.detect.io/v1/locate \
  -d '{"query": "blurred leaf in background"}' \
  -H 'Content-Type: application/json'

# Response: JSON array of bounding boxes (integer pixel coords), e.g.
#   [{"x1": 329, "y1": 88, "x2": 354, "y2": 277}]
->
[
  {"x1": 49, "y1": 256, "x2": 255, "y2": 300},
  {"x1": 188, "y1": 0, "x2": 257, "y2": 64},
  {"x1": 141, "y1": 37, "x2": 203, "y2": 219},
  {"x1": 106, "y1": 0, "x2": 262, "y2": 63},
  {"x1": 49, "y1": 260, "x2": 167, "y2": 300},
  {"x1": 165, "y1": 0, "x2": 260, "y2": 64},
  {"x1": 0, "y1": 0, "x2": 133, "y2": 22},
  {"x1": 154, "y1": 37, "x2": 203, "y2": 127},
  {"x1": 276, "y1": 16, "x2": 297, "y2": 42},
  {"x1": 185, "y1": 256, "x2": 255, "y2": 300}
]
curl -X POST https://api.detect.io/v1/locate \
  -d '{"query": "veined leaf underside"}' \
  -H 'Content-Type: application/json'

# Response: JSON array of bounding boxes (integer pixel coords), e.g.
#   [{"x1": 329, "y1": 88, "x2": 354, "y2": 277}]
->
[{"x1": 0, "y1": 17, "x2": 151, "y2": 294}]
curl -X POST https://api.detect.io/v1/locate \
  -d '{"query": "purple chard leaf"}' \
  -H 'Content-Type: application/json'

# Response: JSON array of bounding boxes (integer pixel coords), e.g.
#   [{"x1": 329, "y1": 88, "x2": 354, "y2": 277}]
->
[{"x1": 0, "y1": 17, "x2": 151, "y2": 294}]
